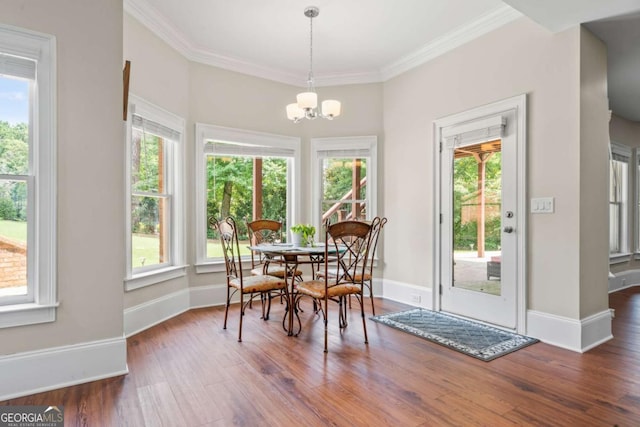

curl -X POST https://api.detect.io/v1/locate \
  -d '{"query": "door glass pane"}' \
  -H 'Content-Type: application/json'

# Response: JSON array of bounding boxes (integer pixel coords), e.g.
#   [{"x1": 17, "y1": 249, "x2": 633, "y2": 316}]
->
[
  {"x1": 0, "y1": 180, "x2": 28, "y2": 296},
  {"x1": 452, "y1": 140, "x2": 502, "y2": 296}
]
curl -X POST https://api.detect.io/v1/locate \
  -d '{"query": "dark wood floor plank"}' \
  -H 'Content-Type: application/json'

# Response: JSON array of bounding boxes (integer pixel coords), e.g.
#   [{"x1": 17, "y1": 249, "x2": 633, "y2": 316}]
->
[{"x1": 3, "y1": 290, "x2": 640, "y2": 426}]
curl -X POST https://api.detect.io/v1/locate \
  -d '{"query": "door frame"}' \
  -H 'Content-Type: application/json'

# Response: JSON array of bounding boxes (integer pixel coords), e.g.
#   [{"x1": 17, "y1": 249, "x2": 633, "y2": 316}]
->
[{"x1": 432, "y1": 94, "x2": 527, "y2": 333}]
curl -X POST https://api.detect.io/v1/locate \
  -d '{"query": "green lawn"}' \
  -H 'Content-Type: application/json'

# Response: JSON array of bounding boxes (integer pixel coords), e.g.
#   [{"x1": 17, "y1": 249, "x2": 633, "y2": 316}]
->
[
  {"x1": 131, "y1": 233, "x2": 250, "y2": 268},
  {"x1": 0, "y1": 220, "x2": 27, "y2": 243}
]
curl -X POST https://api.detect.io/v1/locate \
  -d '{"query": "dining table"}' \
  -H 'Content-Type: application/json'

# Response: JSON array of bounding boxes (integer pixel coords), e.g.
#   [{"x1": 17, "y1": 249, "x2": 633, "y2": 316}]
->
[{"x1": 248, "y1": 242, "x2": 337, "y2": 336}]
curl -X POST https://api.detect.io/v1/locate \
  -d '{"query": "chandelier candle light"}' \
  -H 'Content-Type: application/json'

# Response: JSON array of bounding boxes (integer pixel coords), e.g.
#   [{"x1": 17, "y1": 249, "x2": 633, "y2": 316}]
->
[{"x1": 286, "y1": 6, "x2": 341, "y2": 123}]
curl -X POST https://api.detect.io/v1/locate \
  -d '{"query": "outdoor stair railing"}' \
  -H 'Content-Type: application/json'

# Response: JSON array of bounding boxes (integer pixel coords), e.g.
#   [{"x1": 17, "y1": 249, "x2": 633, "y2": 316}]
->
[{"x1": 322, "y1": 176, "x2": 367, "y2": 222}]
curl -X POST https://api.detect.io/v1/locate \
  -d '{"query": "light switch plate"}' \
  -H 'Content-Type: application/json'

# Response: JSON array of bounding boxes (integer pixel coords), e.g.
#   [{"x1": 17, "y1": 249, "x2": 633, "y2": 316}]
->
[{"x1": 531, "y1": 197, "x2": 554, "y2": 213}]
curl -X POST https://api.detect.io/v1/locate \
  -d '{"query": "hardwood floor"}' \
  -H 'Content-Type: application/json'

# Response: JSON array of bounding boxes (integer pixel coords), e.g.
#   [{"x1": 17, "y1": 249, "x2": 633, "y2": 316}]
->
[{"x1": 3, "y1": 289, "x2": 640, "y2": 426}]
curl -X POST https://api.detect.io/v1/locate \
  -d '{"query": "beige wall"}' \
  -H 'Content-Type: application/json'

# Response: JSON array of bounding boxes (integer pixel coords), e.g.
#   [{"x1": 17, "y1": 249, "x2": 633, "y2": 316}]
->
[
  {"x1": 579, "y1": 27, "x2": 610, "y2": 317},
  {"x1": 383, "y1": 17, "x2": 596, "y2": 320},
  {"x1": 123, "y1": 14, "x2": 190, "y2": 309},
  {"x1": 0, "y1": 0, "x2": 124, "y2": 353},
  {"x1": 124, "y1": 15, "x2": 384, "y2": 293}
]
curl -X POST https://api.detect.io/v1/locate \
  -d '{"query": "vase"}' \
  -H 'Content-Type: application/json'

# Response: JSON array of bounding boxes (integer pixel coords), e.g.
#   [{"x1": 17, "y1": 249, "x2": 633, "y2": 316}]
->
[{"x1": 290, "y1": 231, "x2": 304, "y2": 247}]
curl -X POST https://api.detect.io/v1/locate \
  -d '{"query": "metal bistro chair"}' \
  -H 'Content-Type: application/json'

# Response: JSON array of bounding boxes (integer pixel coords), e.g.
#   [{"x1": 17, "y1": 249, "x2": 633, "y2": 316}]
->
[
  {"x1": 296, "y1": 220, "x2": 372, "y2": 353},
  {"x1": 246, "y1": 219, "x2": 303, "y2": 281},
  {"x1": 212, "y1": 217, "x2": 287, "y2": 342},
  {"x1": 353, "y1": 217, "x2": 387, "y2": 315},
  {"x1": 318, "y1": 217, "x2": 388, "y2": 315}
]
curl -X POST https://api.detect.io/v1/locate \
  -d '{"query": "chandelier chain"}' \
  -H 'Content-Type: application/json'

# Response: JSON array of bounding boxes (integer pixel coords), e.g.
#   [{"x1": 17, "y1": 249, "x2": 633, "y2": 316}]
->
[{"x1": 308, "y1": 12, "x2": 314, "y2": 85}]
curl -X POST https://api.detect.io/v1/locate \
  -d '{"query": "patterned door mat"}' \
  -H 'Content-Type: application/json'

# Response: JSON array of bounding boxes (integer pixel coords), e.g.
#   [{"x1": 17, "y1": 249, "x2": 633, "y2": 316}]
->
[{"x1": 371, "y1": 309, "x2": 538, "y2": 361}]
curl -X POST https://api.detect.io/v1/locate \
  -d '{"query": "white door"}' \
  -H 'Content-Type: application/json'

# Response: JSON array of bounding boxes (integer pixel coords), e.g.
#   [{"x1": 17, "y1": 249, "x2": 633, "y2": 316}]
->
[{"x1": 438, "y1": 100, "x2": 524, "y2": 330}]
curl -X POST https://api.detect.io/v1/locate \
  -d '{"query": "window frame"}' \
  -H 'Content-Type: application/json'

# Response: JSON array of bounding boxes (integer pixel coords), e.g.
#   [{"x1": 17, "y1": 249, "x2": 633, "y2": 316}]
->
[
  {"x1": 194, "y1": 123, "x2": 301, "y2": 273},
  {"x1": 310, "y1": 136, "x2": 378, "y2": 232},
  {"x1": 0, "y1": 24, "x2": 57, "y2": 328},
  {"x1": 609, "y1": 141, "x2": 631, "y2": 264},
  {"x1": 124, "y1": 95, "x2": 186, "y2": 291}
]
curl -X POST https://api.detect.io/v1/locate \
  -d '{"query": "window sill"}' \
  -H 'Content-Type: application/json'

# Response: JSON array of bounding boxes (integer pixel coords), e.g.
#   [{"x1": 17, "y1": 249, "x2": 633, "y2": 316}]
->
[
  {"x1": 194, "y1": 261, "x2": 227, "y2": 274},
  {"x1": 0, "y1": 302, "x2": 59, "y2": 329},
  {"x1": 125, "y1": 265, "x2": 188, "y2": 291},
  {"x1": 609, "y1": 253, "x2": 632, "y2": 265}
]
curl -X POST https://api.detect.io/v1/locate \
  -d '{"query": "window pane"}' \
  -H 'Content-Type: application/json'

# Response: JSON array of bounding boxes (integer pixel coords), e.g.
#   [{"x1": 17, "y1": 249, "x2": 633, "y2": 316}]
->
[
  {"x1": 321, "y1": 158, "x2": 368, "y2": 222},
  {"x1": 205, "y1": 155, "x2": 287, "y2": 257},
  {"x1": 609, "y1": 157, "x2": 627, "y2": 254},
  {"x1": 131, "y1": 129, "x2": 164, "y2": 193},
  {"x1": 0, "y1": 77, "x2": 29, "y2": 176},
  {"x1": 131, "y1": 195, "x2": 170, "y2": 268},
  {"x1": 0, "y1": 180, "x2": 28, "y2": 296},
  {"x1": 610, "y1": 203, "x2": 620, "y2": 253}
]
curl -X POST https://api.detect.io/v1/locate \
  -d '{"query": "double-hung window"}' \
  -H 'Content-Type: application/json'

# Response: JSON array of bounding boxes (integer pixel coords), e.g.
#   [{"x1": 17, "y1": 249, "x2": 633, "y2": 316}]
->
[
  {"x1": 311, "y1": 136, "x2": 378, "y2": 230},
  {"x1": 195, "y1": 124, "x2": 300, "y2": 272},
  {"x1": 125, "y1": 95, "x2": 185, "y2": 290},
  {"x1": 0, "y1": 25, "x2": 56, "y2": 327},
  {"x1": 609, "y1": 142, "x2": 630, "y2": 261}
]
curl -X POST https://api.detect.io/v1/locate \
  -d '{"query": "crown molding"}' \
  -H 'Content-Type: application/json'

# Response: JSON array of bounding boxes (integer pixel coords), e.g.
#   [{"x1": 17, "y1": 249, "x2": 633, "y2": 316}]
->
[
  {"x1": 125, "y1": 0, "x2": 522, "y2": 86},
  {"x1": 380, "y1": 5, "x2": 523, "y2": 81}
]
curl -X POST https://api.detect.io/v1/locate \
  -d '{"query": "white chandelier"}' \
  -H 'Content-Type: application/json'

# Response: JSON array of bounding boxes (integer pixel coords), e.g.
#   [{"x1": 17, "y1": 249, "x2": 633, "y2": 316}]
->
[{"x1": 286, "y1": 6, "x2": 341, "y2": 123}]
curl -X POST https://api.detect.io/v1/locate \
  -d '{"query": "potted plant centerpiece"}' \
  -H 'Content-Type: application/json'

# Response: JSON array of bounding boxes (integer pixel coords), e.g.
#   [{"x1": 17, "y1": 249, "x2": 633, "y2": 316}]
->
[{"x1": 290, "y1": 224, "x2": 316, "y2": 247}]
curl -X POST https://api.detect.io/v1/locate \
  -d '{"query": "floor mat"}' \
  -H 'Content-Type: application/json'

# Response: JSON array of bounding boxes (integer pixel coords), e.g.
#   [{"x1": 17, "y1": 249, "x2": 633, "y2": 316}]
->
[{"x1": 371, "y1": 308, "x2": 538, "y2": 361}]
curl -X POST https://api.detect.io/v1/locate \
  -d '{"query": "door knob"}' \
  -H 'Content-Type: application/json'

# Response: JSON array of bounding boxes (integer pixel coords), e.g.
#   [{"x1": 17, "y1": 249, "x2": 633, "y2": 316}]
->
[{"x1": 503, "y1": 226, "x2": 514, "y2": 233}]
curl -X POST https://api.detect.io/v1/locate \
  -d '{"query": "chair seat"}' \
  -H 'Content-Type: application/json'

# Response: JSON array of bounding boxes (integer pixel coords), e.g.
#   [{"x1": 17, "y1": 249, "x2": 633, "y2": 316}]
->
[
  {"x1": 230, "y1": 275, "x2": 286, "y2": 294},
  {"x1": 317, "y1": 268, "x2": 371, "y2": 282},
  {"x1": 251, "y1": 264, "x2": 303, "y2": 278},
  {"x1": 296, "y1": 280, "x2": 361, "y2": 299}
]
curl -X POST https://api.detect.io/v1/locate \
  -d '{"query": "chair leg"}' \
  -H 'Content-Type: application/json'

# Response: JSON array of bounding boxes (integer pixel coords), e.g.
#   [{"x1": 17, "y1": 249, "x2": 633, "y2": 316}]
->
[
  {"x1": 360, "y1": 294, "x2": 369, "y2": 344},
  {"x1": 338, "y1": 297, "x2": 348, "y2": 328},
  {"x1": 238, "y1": 293, "x2": 244, "y2": 342},
  {"x1": 323, "y1": 296, "x2": 329, "y2": 353},
  {"x1": 368, "y1": 281, "x2": 375, "y2": 316},
  {"x1": 263, "y1": 291, "x2": 273, "y2": 320},
  {"x1": 223, "y1": 287, "x2": 231, "y2": 330}
]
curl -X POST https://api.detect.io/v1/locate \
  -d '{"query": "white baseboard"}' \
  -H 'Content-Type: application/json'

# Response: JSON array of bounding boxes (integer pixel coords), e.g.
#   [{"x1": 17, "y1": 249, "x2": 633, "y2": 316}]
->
[
  {"x1": 124, "y1": 288, "x2": 190, "y2": 337},
  {"x1": 609, "y1": 269, "x2": 640, "y2": 292},
  {"x1": 0, "y1": 336, "x2": 127, "y2": 401},
  {"x1": 526, "y1": 308, "x2": 613, "y2": 352},
  {"x1": 381, "y1": 278, "x2": 433, "y2": 309},
  {"x1": 382, "y1": 279, "x2": 613, "y2": 353},
  {"x1": 189, "y1": 284, "x2": 228, "y2": 309}
]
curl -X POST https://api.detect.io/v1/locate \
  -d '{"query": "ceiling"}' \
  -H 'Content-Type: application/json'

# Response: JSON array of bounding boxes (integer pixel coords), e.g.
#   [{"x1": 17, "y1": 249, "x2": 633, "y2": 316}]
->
[{"x1": 124, "y1": 0, "x2": 640, "y2": 121}]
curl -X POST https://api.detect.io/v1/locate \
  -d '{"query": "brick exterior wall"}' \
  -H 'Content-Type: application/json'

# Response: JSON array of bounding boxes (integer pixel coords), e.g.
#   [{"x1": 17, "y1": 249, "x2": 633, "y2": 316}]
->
[{"x1": 0, "y1": 237, "x2": 27, "y2": 289}]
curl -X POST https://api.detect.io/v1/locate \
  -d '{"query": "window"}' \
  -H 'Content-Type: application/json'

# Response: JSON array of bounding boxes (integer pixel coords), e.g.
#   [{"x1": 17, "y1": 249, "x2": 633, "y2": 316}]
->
[
  {"x1": 195, "y1": 124, "x2": 300, "y2": 272},
  {"x1": 311, "y1": 136, "x2": 378, "y2": 230},
  {"x1": 0, "y1": 25, "x2": 56, "y2": 327},
  {"x1": 125, "y1": 95, "x2": 185, "y2": 290},
  {"x1": 609, "y1": 142, "x2": 630, "y2": 259}
]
